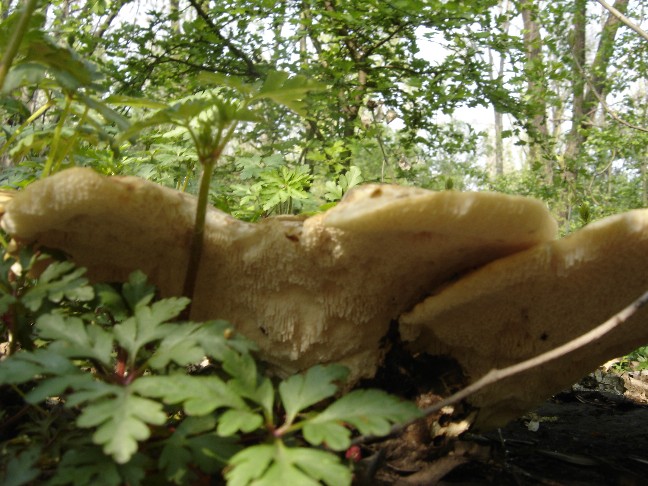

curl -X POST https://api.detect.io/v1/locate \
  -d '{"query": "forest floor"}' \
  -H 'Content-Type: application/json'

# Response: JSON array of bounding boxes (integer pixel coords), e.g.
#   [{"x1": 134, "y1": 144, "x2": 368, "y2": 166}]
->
[{"x1": 364, "y1": 362, "x2": 648, "y2": 486}]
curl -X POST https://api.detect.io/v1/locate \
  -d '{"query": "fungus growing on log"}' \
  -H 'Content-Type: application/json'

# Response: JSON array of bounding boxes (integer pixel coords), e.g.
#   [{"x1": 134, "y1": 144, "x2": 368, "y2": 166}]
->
[
  {"x1": 6, "y1": 168, "x2": 648, "y2": 430},
  {"x1": 400, "y1": 209, "x2": 648, "y2": 429},
  {"x1": 1, "y1": 168, "x2": 556, "y2": 384}
]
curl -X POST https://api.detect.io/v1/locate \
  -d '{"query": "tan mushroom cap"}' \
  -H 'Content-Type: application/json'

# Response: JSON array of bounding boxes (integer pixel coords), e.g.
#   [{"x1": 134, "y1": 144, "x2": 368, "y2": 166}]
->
[
  {"x1": 400, "y1": 209, "x2": 648, "y2": 429},
  {"x1": 1, "y1": 168, "x2": 557, "y2": 381}
]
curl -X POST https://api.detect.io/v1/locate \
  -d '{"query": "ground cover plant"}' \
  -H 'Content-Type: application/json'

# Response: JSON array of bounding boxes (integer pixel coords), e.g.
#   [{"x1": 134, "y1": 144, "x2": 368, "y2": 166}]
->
[{"x1": 0, "y1": 250, "x2": 421, "y2": 485}]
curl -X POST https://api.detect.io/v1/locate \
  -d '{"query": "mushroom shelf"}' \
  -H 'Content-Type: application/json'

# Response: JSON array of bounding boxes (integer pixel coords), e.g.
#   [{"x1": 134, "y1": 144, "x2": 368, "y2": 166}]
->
[{"x1": 3, "y1": 167, "x2": 648, "y2": 429}]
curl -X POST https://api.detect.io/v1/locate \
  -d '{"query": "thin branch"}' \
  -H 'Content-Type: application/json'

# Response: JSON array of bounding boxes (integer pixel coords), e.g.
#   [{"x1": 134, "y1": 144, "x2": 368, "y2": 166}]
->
[
  {"x1": 352, "y1": 287, "x2": 648, "y2": 445},
  {"x1": 186, "y1": 0, "x2": 261, "y2": 78},
  {"x1": 572, "y1": 51, "x2": 648, "y2": 133},
  {"x1": 590, "y1": 82, "x2": 648, "y2": 133},
  {"x1": 596, "y1": 0, "x2": 648, "y2": 43}
]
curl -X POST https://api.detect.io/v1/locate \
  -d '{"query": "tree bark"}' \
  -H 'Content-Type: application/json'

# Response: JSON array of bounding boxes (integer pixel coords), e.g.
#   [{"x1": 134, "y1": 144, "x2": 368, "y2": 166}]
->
[
  {"x1": 564, "y1": 0, "x2": 629, "y2": 163},
  {"x1": 520, "y1": 1, "x2": 551, "y2": 182},
  {"x1": 489, "y1": 0, "x2": 511, "y2": 176}
]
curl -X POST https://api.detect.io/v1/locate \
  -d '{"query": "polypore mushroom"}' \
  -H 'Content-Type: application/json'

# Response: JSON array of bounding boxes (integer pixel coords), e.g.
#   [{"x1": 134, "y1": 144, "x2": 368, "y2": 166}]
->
[
  {"x1": 400, "y1": 208, "x2": 648, "y2": 429},
  {"x1": 0, "y1": 168, "x2": 557, "y2": 382}
]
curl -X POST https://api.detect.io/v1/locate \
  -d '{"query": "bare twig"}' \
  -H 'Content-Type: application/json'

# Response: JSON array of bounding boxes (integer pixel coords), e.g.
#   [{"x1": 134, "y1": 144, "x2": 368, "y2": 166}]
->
[
  {"x1": 186, "y1": 0, "x2": 261, "y2": 78},
  {"x1": 590, "y1": 84, "x2": 648, "y2": 133},
  {"x1": 352, "y1": 288, "x2": 648, "y2": 445},
  {"x1": 570, "y1": 45, "x2": 648, "y2": 134},
  {"x1": 596, "y1": 0, "x2": 648, "y2": 43}
]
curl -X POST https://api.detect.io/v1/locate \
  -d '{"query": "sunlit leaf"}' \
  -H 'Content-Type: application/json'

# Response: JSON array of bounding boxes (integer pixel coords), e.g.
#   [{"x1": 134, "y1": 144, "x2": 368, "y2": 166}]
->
[
  {"x1": 76, "y1": 387, "x2": 167, "y2": 464},
  {"x1": 302, "y1": 389, "x2": 421, "y2": 450},
  {"x1": 225, "y1": 442, "x2": 351, "y2": 486},
  {"x1": 278, "y1": 364, "x2": 348, "y2": 426},
  {"x1": 134, "y1": 375, "x2": 247, "y2": 415},
  {"x1": 36, "y1": 313, "x2": 113, "y2": 365},
  {"x1": 216, "y1": 409, "x2": 263, "y2": 436}
]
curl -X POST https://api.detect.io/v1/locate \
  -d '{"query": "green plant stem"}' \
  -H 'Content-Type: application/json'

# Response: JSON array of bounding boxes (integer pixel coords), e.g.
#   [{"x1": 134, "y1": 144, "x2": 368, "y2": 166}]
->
[
  {"x1": 53, "y1": 104, "x2": 89, "y2": 172},
  {"x1": 0, "y1": 0, "x2": 39, "y2": 91},
  {"x1": 0, "y1": 99, "x2": 55, "y2": 156},
  {"x1": 181, "y1": 156, "x2": 215, "y2": 309},
  {"x1": 9, "y1": 384, "x2": 48, "y2": 416},
  {"x1": 41, "y1": 95, "x2": 72, "y2": 178},
  {"x1": 181, "y1": 119, "x2": 240, "y2": 317}
]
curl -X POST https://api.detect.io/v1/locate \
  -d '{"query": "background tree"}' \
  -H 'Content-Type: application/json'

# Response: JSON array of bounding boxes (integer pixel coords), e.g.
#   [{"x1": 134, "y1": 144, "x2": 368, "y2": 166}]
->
[{"x1": 1, "y1": 0, "x2": 647, "y2": 226}]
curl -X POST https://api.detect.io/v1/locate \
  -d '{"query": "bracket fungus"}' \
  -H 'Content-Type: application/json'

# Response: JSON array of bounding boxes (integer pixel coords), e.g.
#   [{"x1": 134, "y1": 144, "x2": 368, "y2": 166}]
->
[
  {"x1": 3, "y1": 168, "x2": 648, "y2": 430},
  {"x1": 400, "y1": 209, "x2": 648, "y2": 428}
]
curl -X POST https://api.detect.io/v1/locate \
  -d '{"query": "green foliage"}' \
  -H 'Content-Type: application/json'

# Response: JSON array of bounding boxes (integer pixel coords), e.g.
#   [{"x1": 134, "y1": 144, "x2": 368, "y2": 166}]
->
[
  {"x1": 324, "y1": 166, "x2": 363, "y2": 202},
  {"x1": 0, "y1": 254, "x2": 420, "y2": 484}
]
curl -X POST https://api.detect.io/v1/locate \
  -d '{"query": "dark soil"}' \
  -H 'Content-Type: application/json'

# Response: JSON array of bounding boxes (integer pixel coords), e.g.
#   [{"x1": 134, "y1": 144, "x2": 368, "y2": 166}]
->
[{"x1": 363, "y1": 363, "x2": 648, "y2": 485}]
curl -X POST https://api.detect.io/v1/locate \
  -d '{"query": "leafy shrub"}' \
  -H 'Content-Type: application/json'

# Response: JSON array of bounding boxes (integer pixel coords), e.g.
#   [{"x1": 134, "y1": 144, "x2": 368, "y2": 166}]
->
[{"x1": 0, "y1": 251, "x2": 421, "y2": 485}]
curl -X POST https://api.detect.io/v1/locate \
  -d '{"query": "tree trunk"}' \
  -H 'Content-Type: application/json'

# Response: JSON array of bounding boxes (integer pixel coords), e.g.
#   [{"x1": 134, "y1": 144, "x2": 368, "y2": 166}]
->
[
  {"x1": 563, "y1": 0, "x2": 629, "y2": 162},
  {"x1": 489, "y1": 0, "x2": 511, "y2": 177},
  {"x1": 520, "y1": 1, "x2": 551, "y2": 182}
]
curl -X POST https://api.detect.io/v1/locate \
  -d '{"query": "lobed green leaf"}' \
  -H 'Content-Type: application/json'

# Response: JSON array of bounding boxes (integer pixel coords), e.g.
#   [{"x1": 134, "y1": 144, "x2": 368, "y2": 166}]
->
[
  {"x1": 278, "y1": 364, "x2": 348, "y2": 426},
  {"x1": 21, "y1": 261, "x2": 94, "y2": 311},
  {"x1": 0, "y1": 349, "x2": 78, "y2": 385},
  {"x1": 133, "y1": 375, "x2": 247, "y2": 416},
  {"x1": 216, "y1": 409, "x2": 263, "y2": 436},
  {"x1": 113, "y1": 297, "x2": 189, "y2": 362},
  {"x1": 36, "y1": 313, "x2": 113, "y2": 366},
  {"x1": 147, "y1": 322, "x2": 206, "y2": 369},
  {"x1": 49, "y1": 446, "x2": 147, "y2": 486},
  {"x1": 225, "y1": 441, "x2": 350, "y2": 486},
  {"x1": 76, "y1": 388, "x2": 167, "y2": 464},
  {"x1": 303, "y1": 389, "x2": 422, "y2": 450}
]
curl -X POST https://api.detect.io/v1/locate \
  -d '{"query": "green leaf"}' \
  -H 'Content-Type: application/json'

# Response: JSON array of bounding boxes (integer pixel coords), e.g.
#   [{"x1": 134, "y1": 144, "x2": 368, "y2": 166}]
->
[
  {"x1": 49, "y1": 446, "x2": 147, "y2": 486},
  {"x1": 277, "y1": 447, "x2": 351, "y2": 486},
  {"x1": 303, "y1": 390, "x2": 421, "y2": 451},
  {"x1": 0, "y1": 349, "x2": 78, "y2": 385},
  {"x1": 104, "y1": 94, "x2": 168, "y2": 110},
  {"x1": 196, "y1": 71, "x2": 256, "y2": 95},
  {"x1": 0, "y1": 292, "x2": 16, "y2": 315},
  {"x1": 76, "y1": 387, "x2": 167, "y2": 464},
  {"x1": 36, "y1": 313, "x2": 113, "y2": 366},
  {"x1": 133, "y1": 375, "x2": 247, "y2": 415},
  {"x1": 77, "y1": 93, "x2": 130, "y2": 131},
  {"x1": 278, "y1": 365, "x2": 348, "y2": 426},
  {"x1": 147, "y1": 322, "x2": 206, "y2": 369},
  {"x1": 225, "y1": 442, "x2": 351, "y2": 486},
  {"x1": 324, "y1": 166, "x2": 363, "y2": 201},
  {"x1": 21, "y1": 261, "x2": 94, "y2": 311},
  {"x1": 113, "y1": 297, "x2": 189, "y2": 362},
  {"x1": 0, "y1": 446, "x2": 40, "y2": 486},
  {"x1": 195, "y1": 320, "x2": 257, "y2": 359},
  {"x1": 160, "y1": 415, "x2": 240, "y2": 483},
  {"x1": 224, "y1": 444, "x2": 274, "y2": 486},
  {"x1": 95, "y1": 283, "x2": 129, "y2": 321},
  {"x1": 340, "y1": 166, "x2": 363, "y2": 191},
  {"x1": 121, "y1": 270, "x2": 156, "y2": 310},
  {"x1": 253, "y1": 71, "x2": 323, "y2": 116},
  {"x1": 25, "y1": 373, "x2": 94, "y2": 404},
  {"x1": 216, "y1": 409, "x2": 263, "y2": 436},
  {"x1": 2, "y1": 62, "x2": 47, "y2": 92},
  {"x1": 223, "y1": 348, "x2": 274, "y2": 417},
  {"x1": 66, "y1": 380, "x2": 118, "y2": 407},
  {"x1": 24, "y1": 40, "x2": 99, "y2": 90}
]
